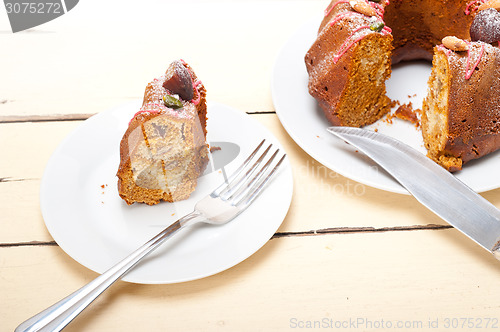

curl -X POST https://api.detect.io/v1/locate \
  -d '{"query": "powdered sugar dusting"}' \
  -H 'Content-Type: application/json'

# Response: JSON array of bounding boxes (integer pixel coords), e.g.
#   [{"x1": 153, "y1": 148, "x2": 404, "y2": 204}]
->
[
  {"x1": 444, "y1": 41, "x2": 489, "y2": 81},
  {"x1": 465, "y1": 41, "x2": 486, "y2": 79},
  {"x1": 328, "y1": 12, "x2": 390, "y2": 63},
  {"x1": 470, "y1": 8, "x2": 500, "y2": 43},
  {"x1": 130, "y1": 61, "x2": 205, "y2": 124},
  {"x1": 325, "y1": 0, "x2": 350, "y2": 17}
]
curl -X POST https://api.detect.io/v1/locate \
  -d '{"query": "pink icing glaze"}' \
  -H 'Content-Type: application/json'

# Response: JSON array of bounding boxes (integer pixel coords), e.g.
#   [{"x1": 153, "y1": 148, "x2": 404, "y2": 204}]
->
[
  {"x1": 128, "y1": 60, "x2": 204, "y2": 124},
  {"x1": 333, "y1": 25, "x2": 371, "y2": 63},
  {"x1": 437, "y1": 44, "x2": 453, "y2": 56},
  {"x1": 333, "y1": 23, "x2": 391, "y2": 63},
  {"x1": 465, "y1": 0, "x2": 486, "y2": 15},
  {"x1": 465, "y1": 41, "x2": 485, "y2": 79},
  {"x1": 324, "y1": 0, "x2": 350, "y2": 17},
  {"x1": 369, "y1": 1, "x2": 386, "y2": 18},
  {"x1": 439, "y1": 42, "x2": 486, "y2": 80},
  {"x1": 191, "y1": 80, "x2": 203, "y2": 105},
  {"x1": 129, "y1": 103, "x2": 162, "y2": 125},
  {"x1": 327, "y1": 9, "x2": 390, "y2": 63},
  {"x1": 329, "y1": 11, "x2": 366, "y2": 27}
]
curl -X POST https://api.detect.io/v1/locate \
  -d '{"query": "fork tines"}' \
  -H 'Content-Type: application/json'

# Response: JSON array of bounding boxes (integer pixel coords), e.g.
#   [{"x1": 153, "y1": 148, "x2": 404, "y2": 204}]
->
[{"x1": 212, "y1": 139, "x2": 286, "y2": 208}]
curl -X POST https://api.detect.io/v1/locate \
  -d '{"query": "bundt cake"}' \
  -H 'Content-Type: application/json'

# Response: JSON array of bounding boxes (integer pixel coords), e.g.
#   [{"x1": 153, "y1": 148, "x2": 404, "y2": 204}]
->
[
  {"x1": 117, "y1": 60, "x2": 209, "y2": 205},
  {"x1": 306, "y1": 0, "x2": 500, "y2": 171}
]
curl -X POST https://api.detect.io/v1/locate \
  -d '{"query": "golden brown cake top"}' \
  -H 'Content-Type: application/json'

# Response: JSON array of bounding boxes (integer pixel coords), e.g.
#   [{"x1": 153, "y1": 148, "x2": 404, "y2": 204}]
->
[{"x1": 310, "y1": 0, "x2": 392, "y2": 72}]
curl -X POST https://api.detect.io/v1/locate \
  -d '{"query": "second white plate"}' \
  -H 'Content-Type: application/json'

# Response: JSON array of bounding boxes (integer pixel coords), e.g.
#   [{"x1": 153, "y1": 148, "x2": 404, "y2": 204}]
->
[
  {"x1": 272, "y1": 18, "x2": 500, "y2": 194},
  {"x1": 40, "y1": 101, "x2": 293, "y2": 284}
]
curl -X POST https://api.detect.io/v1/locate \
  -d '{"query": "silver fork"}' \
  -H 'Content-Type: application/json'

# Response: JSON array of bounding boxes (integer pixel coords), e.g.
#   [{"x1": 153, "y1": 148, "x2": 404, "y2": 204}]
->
[{"x1": 16, "y1": 139, "x2": 286, "y2": 332}]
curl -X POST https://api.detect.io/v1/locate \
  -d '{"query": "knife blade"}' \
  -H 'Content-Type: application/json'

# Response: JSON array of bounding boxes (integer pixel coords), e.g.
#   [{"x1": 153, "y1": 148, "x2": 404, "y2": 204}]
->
[{"x1": 327, "y1": 126, "x2": 500, "y2": 260}]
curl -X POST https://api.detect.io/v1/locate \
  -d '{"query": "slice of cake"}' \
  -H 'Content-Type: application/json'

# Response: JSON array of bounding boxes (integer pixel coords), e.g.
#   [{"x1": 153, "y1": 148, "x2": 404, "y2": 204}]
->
[
  {"x1": 117, "y1": 60, "x2": 209, "y2": 205},
  {"x1": 305, "y1": 0, "x2": 394, "y2": 127},
  {"x1": 422, "y1": 35, "x2": 500, "y2": 171}
]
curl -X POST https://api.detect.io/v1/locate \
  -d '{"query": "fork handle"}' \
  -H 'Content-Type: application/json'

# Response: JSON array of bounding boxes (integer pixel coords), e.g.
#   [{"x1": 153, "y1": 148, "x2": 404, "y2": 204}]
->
[{"x1": 16, "y1": 210, "x2": 203, "y2": 332}]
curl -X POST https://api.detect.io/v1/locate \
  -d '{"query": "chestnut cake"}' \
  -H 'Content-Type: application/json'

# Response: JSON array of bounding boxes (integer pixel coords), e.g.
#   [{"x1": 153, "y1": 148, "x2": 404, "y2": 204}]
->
[
  {"x1": 117, "y1": 60, "x2": 209, "y2": 205},
  {"x1": 306, "y1": 0, "x2": 500, "y2": 170}
]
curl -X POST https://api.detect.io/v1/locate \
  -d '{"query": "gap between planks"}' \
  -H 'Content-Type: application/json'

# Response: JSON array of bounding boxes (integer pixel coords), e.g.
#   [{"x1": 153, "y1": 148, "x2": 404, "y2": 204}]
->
[
  {"x1": 272, "y1": 224, "x2": 453, "y2": 238},
  {"x1": 0, "y1": 114, "x2": 95, "y2": 124},
  {"x1": 0, "y1": 112, "x2": 449, "y2": 246},
  {"x1": 0, "y1": 177, "x2": 38, "y2": 183},
  {"x1": 0, "y1": 224, "x2": 453, "y2": 248},
  {"x1": 0, "y1": 111, "x2": 276, "y2": 124}
]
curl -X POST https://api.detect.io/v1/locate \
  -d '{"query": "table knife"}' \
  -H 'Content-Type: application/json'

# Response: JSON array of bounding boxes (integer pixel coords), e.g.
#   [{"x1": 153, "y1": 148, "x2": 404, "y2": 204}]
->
[{"x1": 327, "y1": 126, "x2": 500, "y2": 260}]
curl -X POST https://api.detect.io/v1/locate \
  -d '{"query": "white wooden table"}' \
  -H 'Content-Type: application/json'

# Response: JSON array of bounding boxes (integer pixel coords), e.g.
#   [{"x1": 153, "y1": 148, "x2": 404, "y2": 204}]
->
[{"x1": 2, "y1": 1, "x2": 500, "y2": 331}]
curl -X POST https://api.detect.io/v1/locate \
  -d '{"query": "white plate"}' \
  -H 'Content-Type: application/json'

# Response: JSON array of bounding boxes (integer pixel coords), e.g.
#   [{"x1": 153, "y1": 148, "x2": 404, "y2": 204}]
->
[
  {"x1": 272, "y1": 18, "x2": 500, "y2": 194},
  {"x1": 40, "y1": 101, "x2": 293, "y2": 284}
]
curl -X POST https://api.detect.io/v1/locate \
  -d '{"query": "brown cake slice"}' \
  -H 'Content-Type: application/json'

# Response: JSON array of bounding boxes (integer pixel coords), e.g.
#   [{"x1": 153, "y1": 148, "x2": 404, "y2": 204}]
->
[
  {"x1": 305, "y1": 0, "x2": 394, "y2": 127},
  {"x1": 117, "y1": 60, "x2": 209, "y2": 205},
  {"x1": 422, "y1": 40, "x2": 500, "y2": 171}
]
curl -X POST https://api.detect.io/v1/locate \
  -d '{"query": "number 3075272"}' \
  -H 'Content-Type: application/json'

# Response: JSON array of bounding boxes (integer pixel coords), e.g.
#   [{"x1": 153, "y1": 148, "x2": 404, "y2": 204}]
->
[{"x1": 5, "y1": 2, "x2": 62, "y2": 14}]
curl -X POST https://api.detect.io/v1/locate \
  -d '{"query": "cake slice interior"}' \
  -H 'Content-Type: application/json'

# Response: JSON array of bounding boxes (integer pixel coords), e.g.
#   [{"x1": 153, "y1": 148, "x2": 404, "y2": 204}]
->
[
  {"x1": 421, "y1": 51, "x2": 462, "y2": 171},
  {"x1": 336, "y1": 33, "x2": 393, "y2": 127},
  {"x1": 117, "y1": 60, "x2": 208, "y2": 205}
]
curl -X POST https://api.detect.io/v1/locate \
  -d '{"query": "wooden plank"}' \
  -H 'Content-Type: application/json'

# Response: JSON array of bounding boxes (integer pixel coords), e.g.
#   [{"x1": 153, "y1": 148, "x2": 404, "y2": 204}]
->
[
  {"x1": 252, "y1": 114, "x2": 500, "y2": 232},
  {"x1": 4, "y1": 1, "x2": 500, "y2": 331},
  {"x1": 0, "y1": 179, "x2": 54, "y2": 243},
  {"x1": 0, "y1": 121, "x2": 81, "y2": 180},
  {"x1": 0, "y1": 0, "x2": 326, "y2": 118},
  {"x1": 0, "y1": 113, "x2": 94, "y2": 123},
  {"x1": 3, "y1": 116, "x2": 500, "y2": 243},
  {"x1": 2, "y1": 231, "x2": 500, "y2": 332}
]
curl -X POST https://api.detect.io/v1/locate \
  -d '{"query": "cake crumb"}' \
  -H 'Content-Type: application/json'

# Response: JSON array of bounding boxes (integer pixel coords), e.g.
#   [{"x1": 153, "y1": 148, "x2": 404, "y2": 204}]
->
[
  {"x1": 383, "y1": 113, "x2": 394, "y2": 124},
  {"x1": 210, "y1": 146, "x2": 221, "y2": 153},
  {"x1": 101, "y1": 184, "x2": 108, "y2": 195},
  {"x1": 394, "y1": 102, "x2": 421, "y2": 128},
  {"x1": 384, "y1": 102, "x2": 421, "y2": 128}
]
